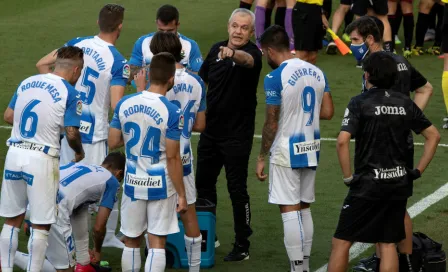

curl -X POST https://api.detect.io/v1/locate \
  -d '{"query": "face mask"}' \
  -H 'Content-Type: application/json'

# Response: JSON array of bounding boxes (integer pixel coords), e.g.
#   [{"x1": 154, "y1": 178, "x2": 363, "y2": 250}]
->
[{"x1": 350, "y1": 42, "x2": 369, "y2": 62}]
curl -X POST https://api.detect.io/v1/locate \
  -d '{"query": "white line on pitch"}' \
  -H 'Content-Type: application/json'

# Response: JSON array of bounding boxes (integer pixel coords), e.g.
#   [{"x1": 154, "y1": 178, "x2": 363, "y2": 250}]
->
[{"x1": 315, "y1": 182, "x2": 448, "y2": 272}]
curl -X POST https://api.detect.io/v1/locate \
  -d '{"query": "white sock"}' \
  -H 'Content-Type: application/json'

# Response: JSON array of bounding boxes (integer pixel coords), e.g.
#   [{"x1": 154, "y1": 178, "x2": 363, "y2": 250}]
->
[
  {"x1": 282, "y1": 211, "x2": 304, "y2": 272},
  {"x1": 103, "y1": 202, "x2": 124, "y2": 249},
  {"x1": 145, "y1": 248, "x2": 166, "y2": 272},
  {"x1": 27, "y1": 228, "x2": 49, "y2": 272},
  {"x1": 15, "y1": 251, "x2": 56, "y2": 272},
  {"x1": 0, "y1": 224, "x2": 19, "y2": 272},
  {"x1": 106, "y1": 202, "x2": 119, "y2": 233},
  {"x1": 74, "y1": 238, "x2": 90, "y2": 265},
  {"x1": 301, "y1": 208, "x2": 313, "y2": 272},
  {"x1": 185, "y1": 235, "x2": 202, "y2": 272},
  {"x1": 122, "y1": 246, "x2": 141, "y2": 272}
]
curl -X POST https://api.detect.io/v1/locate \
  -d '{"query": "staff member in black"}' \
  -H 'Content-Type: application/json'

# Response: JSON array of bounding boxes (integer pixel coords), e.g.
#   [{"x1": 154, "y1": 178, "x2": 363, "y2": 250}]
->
[
  {"x1": 196, "y1": 8, "x2": 262, "y2": 262},
  {"x1": 328, "y1": 52, "x2": 440, "y2": 272}
]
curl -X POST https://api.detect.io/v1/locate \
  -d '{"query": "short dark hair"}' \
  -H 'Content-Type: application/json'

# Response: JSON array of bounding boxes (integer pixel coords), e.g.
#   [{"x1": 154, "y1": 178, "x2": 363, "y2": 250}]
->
[
  {"x1": 346, "y1": 16, "x2": 382, "y2": 43},
  {"x1": 149, "y1": 53, "x2": 176, "y2": 85},
  {"x1": 57, "y1": 46, "x2": 84, "y2": 61},
  {"x1": 156, "y1": 5, "x2": 179, "y2": 24},
  {"x1": 150, "y1": 32, "x2": 183, "y2": 62},
  {"x1": 98, "y1": 4, "x2": 125, "y2": 33},
  {"x1": 259, "y1": 25, "x2": 289, "y2": 51},
  {"x1": 362, "y1": 51, "x2": 398, "y2": 89},
  {"x1": 102, "y1": 151, "x2": 126, "y2": 172}
]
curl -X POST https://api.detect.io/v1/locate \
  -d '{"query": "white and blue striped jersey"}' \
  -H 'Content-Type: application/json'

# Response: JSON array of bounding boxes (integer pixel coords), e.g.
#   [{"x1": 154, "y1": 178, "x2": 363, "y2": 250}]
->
[
  {"x1": 110, "y1": 91, "x2": 182, "y2": 201},
  {"x1": 129, "y1": 32, "x2": 203, "y2": 72},
  {"x1": 264, "y1": 58, "x2": 330, "y2": 168},
  {"x1": 7, "y1": 73, "x2": 81, "y2": 155},
  {"x1": 65, "y1": 35, "x2": 130, "y2": 144},
  {"x1": 165, "y1": 68, "x2": 206, "y2": 177},
  {"x1": 56, "y1": 162, "x2": 120, "y2": 222}
]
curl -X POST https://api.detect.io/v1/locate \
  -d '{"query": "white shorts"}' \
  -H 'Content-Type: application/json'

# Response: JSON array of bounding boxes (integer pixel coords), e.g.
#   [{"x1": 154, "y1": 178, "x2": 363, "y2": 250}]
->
[
  {"x1": 120, "y1": 193, "x2": 179, "y2": 237},
  {"x1": 0, "y1": 147, "x2": 59, "y2": 224},
  {"x1": 46, "y1": 223, "x2": 75, "y2": 269},
  {"x1": 268, "y1": 163, "x2": 316, "y2": 205},
  {"x1": 185, "y1": 164, "x2": 196, "y2": 205},
  {"x1": 59, "y1": 137, "x2": 108, "y2": 165}
]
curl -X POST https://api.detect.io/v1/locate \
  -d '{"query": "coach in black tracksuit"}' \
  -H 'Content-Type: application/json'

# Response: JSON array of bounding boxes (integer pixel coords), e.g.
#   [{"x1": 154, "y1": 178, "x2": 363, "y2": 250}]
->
[
  {"x1": 328, "y1": 52, "x2": 440, "y2": 272},
  {"x1": 196, "y1": 8, "x2": 262, "y2": 262}
]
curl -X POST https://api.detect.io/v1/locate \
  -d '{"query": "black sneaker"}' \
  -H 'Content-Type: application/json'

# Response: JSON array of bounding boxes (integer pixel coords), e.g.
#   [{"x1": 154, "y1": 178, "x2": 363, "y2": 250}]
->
[
  {"x1": 352, "y1": 254, "x2": 379, "y2": 271},
  {"x1": 223, "y1": 243, "x2": 250, "y2": 262}
]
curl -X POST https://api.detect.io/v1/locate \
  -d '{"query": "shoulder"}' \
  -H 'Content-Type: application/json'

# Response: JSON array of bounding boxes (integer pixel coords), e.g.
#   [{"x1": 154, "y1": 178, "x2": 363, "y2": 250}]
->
[
  {"x1": 266, "y1": 62, "x2": 288, "y2": 80},
  {"x1": 186, "y1": 70, "x2": 205, "y2": 86},
  {"x1": 108, "y1": 46, "x2": 126, "y2": 61},
  {"x1": 136, "y1": 33, "x2": 155, "y2": 44},
  {"x1": 179, "y1": 33, "x2": 199, "y2": 46},
  {"x1": 116, "y1": 93, "x2": 142, "y2": 110},
  {"x1": 159, "y1": 96, "x2": 181, "y2": 112},
  {"x1": 60, "y1": 79, "x2": 78, "y2": 97},
  {"x1": 66, "y1": 36, "x2": 94, "y2": 46}
]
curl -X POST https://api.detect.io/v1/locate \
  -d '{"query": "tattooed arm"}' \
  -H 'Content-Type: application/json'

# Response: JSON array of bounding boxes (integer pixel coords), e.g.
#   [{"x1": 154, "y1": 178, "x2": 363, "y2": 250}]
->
[
  {"x1": 64, "y1": 126, "x2": 84, "y2": 162},
  {"x1": 256, "y1": 104, "x2": 280, "y2": 181}
]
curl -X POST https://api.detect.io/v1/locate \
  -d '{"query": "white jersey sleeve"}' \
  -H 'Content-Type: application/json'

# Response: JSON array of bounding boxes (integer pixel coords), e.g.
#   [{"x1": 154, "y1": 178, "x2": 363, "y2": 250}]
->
[
  {"x1": 7, "y1": 73, "x2": 81, "y2": 154},
  {"x1": 65, "y1": 36, "x2": 129, "y2": 144},
  {"x1": 165, "y1": 69, "x2": 206, "y2": 176},
  {"x1": 110, "y1": 91, "x2": 182, "y2": 201},
  {"x1": 265, "y1": 59, "x2": 330, "y2": 168}
]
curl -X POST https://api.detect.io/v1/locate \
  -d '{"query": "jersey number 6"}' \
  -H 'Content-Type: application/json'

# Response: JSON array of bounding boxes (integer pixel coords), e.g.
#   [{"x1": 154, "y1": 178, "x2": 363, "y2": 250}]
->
[{"x1": 20, "y1": 99, "x2": 41, "y2": 139}]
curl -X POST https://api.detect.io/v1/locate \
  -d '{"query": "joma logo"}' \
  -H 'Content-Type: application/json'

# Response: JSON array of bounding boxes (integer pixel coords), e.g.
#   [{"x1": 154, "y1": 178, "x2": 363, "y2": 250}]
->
[{"x1": 374, "y1": 106, "x2": 406, "y2": 115}]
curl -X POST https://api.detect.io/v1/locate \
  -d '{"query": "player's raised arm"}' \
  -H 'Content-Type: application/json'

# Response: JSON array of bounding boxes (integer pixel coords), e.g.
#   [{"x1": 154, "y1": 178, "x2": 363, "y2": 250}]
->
[
  {"x1": 320, "y1": 75, "x2": 334, "y2": 120},
  {"x1": 36, "y1": 49, "x2": 58, "y2": 74}
]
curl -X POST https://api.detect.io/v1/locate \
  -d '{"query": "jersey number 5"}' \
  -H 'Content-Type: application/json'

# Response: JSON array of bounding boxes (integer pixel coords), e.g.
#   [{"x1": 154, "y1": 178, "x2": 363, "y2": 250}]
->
[
  {"x1": 20, "y1": 99, "x2": 41, "y2": 139},
  {"x1": 302, "y1": 87, "x2": 316, "y2": 126},
  {"x1": 80, "y1": 67, "x2": 99, "y2": 105}
]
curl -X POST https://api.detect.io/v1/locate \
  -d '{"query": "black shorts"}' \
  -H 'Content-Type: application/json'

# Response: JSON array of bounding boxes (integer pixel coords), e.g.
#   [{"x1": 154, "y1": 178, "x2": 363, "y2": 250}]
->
[
  {"x1": 292, "y1": 2, "x2": 324, "y2": 52},
  {"x1": 323, "y1": 0, "x2": 332, "y2": 18},
  {"x1": 341, "y1": 0, "x2": 352, "y2": 6},
  {"x1": 351, "y1": 0, "x2": 388, "y2": 16},
  {"x1": 334, "y1": 195, "x2": 407, "y2": 243},
  {"x1": 443, "y1": 3, "x2": 448, "y2": 53}
]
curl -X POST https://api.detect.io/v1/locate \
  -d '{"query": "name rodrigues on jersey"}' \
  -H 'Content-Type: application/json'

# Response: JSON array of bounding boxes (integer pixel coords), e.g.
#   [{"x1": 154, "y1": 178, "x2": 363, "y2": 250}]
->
[
  {"x1": 126, "y1": 173, "x2": 163, "y2": 188},
  {"x1": 123, "y1": 104, "x2": 164, "y2": 125},
  {"x1": 288, "y1": 67, "x2": 321, "y2": 86},
  {"x1": 21, "y1": 81, "x2": 61, "y2": 103},
  {"x1": 374, "y1": 106, "x2": 406, "y2": 115},
  {"x1": 81, "y1": 47, "x2": 106, "y2": 71},
  {"x1": 373, "y1": 166, "x2": 407, "y2": 179},
  {"x1": 293, "y1": 140, "x2": 321, "y2": 155},
  {"x1": 172, "y1": 83, "x2": 193, "y2": 94}
]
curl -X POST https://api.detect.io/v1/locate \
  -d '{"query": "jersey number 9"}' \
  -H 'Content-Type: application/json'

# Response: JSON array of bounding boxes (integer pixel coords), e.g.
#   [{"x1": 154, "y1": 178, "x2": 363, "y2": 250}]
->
[{"x1": 302, "y1": 87, "x2": 316, "y2": 126}]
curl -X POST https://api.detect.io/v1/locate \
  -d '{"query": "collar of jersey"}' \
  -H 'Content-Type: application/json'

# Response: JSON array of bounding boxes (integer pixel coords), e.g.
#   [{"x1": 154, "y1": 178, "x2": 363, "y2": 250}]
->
[
  {"x1": 175, "y1": 67, "x2": 186, "y2": 75},
  {"x1": 93, "y1": 35, "x2": 113, "y2": 47},
  {"x1": 141, "y1": 91, "x2": 163, "y2": 98},
  {"x1": 44, "y1": 73, "x2": 64, "y2": 80}
]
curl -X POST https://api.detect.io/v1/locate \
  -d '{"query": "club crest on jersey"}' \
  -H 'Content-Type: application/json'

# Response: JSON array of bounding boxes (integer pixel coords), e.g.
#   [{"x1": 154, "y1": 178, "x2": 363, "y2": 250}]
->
[
  {"x1": 76, "y1": 100, "x2": 82, "y2": 115},
  {"x1": 179, "y1": 114, "x2": 184, "y2": 129},
  {"x1": 123, "y1": 64, "x2": 130, "y2": 79}
]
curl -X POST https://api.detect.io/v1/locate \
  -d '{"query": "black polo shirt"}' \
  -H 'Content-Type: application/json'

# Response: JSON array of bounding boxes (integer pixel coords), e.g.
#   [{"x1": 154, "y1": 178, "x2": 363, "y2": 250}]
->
[
  {"x1": 199, "y1": 40, "x2": 262, "y2": 139},
  {"x1": 341, "y1": 88, "x2": 432, "y2": 200}
]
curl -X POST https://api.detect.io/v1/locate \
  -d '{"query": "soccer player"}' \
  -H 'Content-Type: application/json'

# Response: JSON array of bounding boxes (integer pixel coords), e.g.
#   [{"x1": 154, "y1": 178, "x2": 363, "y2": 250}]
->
[
  {"x1": 196, "y1": 8, "x2": 262, "y2": 262},
  {"x1": 387, "y1": 0, "x2": 414, "y2": 57},
  {"x1": 256, "y1": 25, "x2": 334, "y2": 272},
  {"x1": 291, "y1": 0, "x2": 329, "y2": 63},
  {"x1": 36, "y1": 3, "x2": 129, "y2": 249},
  {"x1": 346, "y1": 16, "x2": 434, "y2": 271},
  {"x1": 441, "y1": 0, "x2": 448, "y2": 129},
  {"x1": 329, "y1": 51, "x2": 440, "y2": 272},
  {"x1": 13, "y1": 152, "x2": 125, "y2": 272},
  {"x1": 0, "y1": 46, "x2": 84, "y2": 272},
  {"x1": 128, "y1": 4, "x2": 202, "y2": 85},
  {"x1": 109, "y1": 52, "x2": 188, "y2": 272},
  {"x1": 136, "y1": 31, "x2": 206, "y2": 272}
]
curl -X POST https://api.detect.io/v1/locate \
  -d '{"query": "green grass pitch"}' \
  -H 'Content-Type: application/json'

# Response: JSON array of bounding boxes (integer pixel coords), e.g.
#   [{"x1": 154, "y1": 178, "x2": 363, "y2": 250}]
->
[{"x1": 0, "y1": 0, "x2": 447, "y2": 271}]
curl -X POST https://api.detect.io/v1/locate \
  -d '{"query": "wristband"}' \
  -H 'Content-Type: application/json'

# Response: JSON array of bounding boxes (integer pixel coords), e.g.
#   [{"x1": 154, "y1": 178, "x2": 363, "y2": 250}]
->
[
  {"x1": 343, "y1": 175, "x2": 353, "y2": 185},
  {"x1": 230, "y1": 48, "x2": 236, "y2": 58}
]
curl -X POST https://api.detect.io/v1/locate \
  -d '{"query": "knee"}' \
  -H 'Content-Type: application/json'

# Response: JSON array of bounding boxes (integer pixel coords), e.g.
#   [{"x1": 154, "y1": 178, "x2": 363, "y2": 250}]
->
[
  {"x1": 124, "y1": 235, "x2": 142, "y2": 248},
  {"x1": 331, "y1": 237, "x2": 352, "y2": 252}
]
